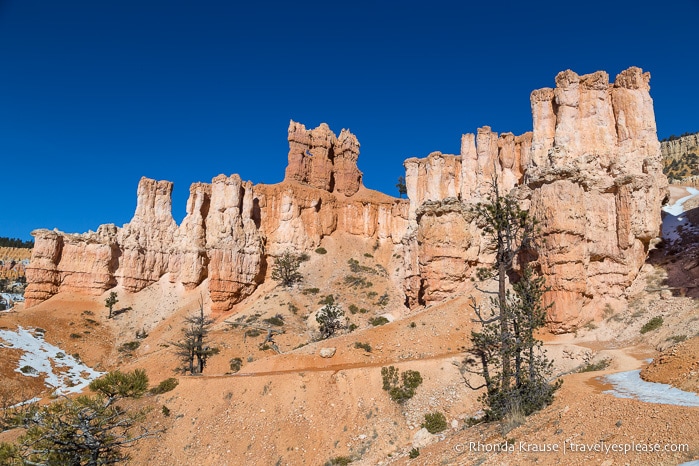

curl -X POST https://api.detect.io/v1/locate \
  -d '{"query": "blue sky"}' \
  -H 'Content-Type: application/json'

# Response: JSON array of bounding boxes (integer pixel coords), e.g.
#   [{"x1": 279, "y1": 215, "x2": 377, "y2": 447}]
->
[{"x1": 2, "y1": 0, "x2": 698, "y2": 240}]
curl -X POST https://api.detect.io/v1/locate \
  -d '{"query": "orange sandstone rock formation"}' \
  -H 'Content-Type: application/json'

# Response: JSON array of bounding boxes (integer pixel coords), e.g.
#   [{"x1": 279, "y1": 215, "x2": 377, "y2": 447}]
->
[{"x1": 25, "y1": 68, "x2": 668, "y2": 332}]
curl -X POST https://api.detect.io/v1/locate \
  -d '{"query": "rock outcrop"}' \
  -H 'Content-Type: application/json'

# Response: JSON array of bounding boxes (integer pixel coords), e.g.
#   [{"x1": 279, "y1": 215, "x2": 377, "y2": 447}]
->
[
  {"x1": 25, "y1": 123, "x2": 409, "y2": 314},
  {"x1": 402, "y1": 67, "x2": 667, "y2": 331},
  {"x1": 285, "y1": 121, "x2": 363, "y2": 196},
  {"x1": 25, "y1": 68, "x2": 668, "y2": 333}
]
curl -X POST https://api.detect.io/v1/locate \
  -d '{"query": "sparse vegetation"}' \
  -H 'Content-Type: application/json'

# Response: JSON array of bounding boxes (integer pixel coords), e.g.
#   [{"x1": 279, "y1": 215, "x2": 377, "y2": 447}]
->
[
  {"x1": 302, "y1": 287, "x2": 320, "y2": 295},
  {"x1": 396, "y1": 175, "x2": 407, "y2": 198},
  {"x1": 640, "y1": 316, "x2": 664, "y2": 334},
  {"x1": 105, "y1": 291, "x2": 119, "y2": 319},
  {"x1": 271, "y1": 250, "x2": 304, "y2": 287},
  {"x1": 408, "y1": 447, "x2": 420, "y2": 458},
  {"x1": 348, "y1": 304, "x2": 359, "y2": 314},
  {"x1": 376, "y1": 293, "x2": 389, "y2": 306},
  {"x1": 4, "y1": 370, "x2": 156, "y2": 465},
  {"x1": 578, "y1": 358, "x2": 611, "y2": 373},
  {"x1": 150, "y1": 377, "x2": 179, "y2": 395},
  {"x1": 316, "y1": 296, "x2": 347, "y2": 339},
  {"x1": 421, "y1": 411, "x2": 447, "y2": 434},
  {"x1": 119, "y1": 341, "x2": 141, "y2": 353},
  {"x1": 463, "y1": 179, "x2": 560, "y2": 422},
  {"x1": 264, "y1": 314, "x2": 285, "y2": 326},
  {"x1": 229, "y1": 357, "x2": 243, "y2": 373},
  {"x1": 315, "y1": 247, "x2": 327, "y2": 254},
  {"x1": 354, "y1": 342, "x2": 372, "y2": 352},
  {"x1": 19, "y1": 365, "x2": 37, "y2": 375},
  {"x1": 326, "y1": 456, "x2": 352, "y2": 466},
  {"x1": 344, "y1": 275, "x2": 372, "y2": 288},
  {"x1": 381, "y1": 366, "x2": 423, "y2": 403},
  {"x1": 171, "y1": 303, "x2": 220, "y2": 375},
  {"x1": 670, "y1": 334, "x2": 687, "y2": 344},
  {"x1": 369, "y1": 316, "x2": 389, "y2": 326}
]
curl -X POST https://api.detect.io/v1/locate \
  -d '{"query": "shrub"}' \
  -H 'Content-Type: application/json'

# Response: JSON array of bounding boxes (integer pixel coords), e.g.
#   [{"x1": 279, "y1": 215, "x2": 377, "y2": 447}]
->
[
  {"x1": 150, "y1": 377, "x2": 179, "y2": 395},
  {"x1": 369, "y1": 316, "x2": 389, "y2": 326},
  {"x1": 344, "y1": 275, "x2": 372, "y2": 288},
  {"x1": 422, "y1": 412, "x2": 447, "y2": 434},
  {"x1": 318, "y1": 295, "x2": 335, "y2": 305},
  {"x1": 348, "y1": 304, "x2": 359, "y2": 314},
  {"x1": 363, "y1": 253, "x2": 373, "y2": 258},
  {"x1": 376, "y1": 293, "x2": 389, "y2": 306},
  {"x1": 381, "y1": 366, "x2": 422, "y2": 403},
  {"x1": 288, "y1": 303, "x2": 299, "y2": 314},
  {"x1": 20, "y1": 365, "x2": 37, "y2": 375},
  {"x1": 408, "y1": 447, "x2": 420, "y2": 458},
  {"x1": 119, "y1": 341, "x2": 141, "y2": 353},
  {"x1": 670, "y1": 334, "x2": 687, "y2": 343},
  {"x1": 316, "y1": 296, "x2": 346, "y2": 339},
  {"x1": 302, "y1": 288, "x2": 320, "y2": 295},
  {"x1": 315, "y1": 247, "x2": 327, "y2": 254},
  {"x1": 640, "y1": 316, "x2": 663, "y2": 334},
  {"x1": 354, "y1": 342, "x2": 372, "y2": 352},
  {"x1": 229, "y1": 357, "x2": 243, "y2": 373},
  {"x1": 264, "y1": 315, "x2": 285, "y2": 326},
  {"x1": 325, "y1": 456, "x2": 352, "y2": 466},
  {"x1": 161, "y1": 405, "x2": 170, "y2": 417},
  {"x1": 578, "y1": 358, "x2": 610, "y2": 373},
  {"x1": 70, "y1": 333, "x2": 82, "y2": 339},
  {"x1": 245, "y1": 329, "x2": 261, "y2": 338}
]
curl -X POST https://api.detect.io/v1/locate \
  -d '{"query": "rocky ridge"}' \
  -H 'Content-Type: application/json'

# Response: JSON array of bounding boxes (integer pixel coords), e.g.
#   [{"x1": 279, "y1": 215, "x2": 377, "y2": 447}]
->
[{"x1": 25, "y1": 67, "x2": 668, "y2": 331}]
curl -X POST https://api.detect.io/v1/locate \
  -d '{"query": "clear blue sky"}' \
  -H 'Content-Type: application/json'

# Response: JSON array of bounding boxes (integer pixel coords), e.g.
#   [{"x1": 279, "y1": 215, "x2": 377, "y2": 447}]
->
[{"x1": 2, "y1": 0, "x2": 698, "y2": 241}]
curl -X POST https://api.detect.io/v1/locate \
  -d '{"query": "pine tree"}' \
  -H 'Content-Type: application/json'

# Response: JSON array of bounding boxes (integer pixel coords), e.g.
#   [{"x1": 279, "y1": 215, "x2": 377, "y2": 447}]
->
[
  {"x1": 172, "y1": 304, "x2": 219, "y2": 375},
  {"x1": 463, "y1": 178, "x2": 560, "y2": 422}
]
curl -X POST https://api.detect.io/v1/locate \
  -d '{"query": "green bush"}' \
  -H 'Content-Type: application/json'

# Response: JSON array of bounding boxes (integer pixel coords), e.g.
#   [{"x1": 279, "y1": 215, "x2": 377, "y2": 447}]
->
[
  {"x1": 318, "y1": 295, "x2": 335, "y2": 305},
  {"x1": 20, "y1": 365, "x2": 37, "y2": 375},
  {"x1": 354, "y1": 342, "x2": 372, "y2": 352},
  {"x1": 229, "y1": 358, "x2": 243, "y2": 373},
  {"x1": 302, "y1": 287, "x2": 320, "y2": 295},
  {"x1": 349, "y1": 304, "x2": 359, "y2": 314},
  {"x1": 422, "y1": 411, "x2": 447, "y2": 434},
  {"x1": 578, "y1": 358, "x2": 610, "y2": 373},
  {"x1": 408, "y1": 447, "x2": 420, "y2": 458},
  {"x1": 161, "y1": 405, "x2": 171, "y2": 417},
  {"x1": 369, "y1": 316, "x2": 389, "y2": 326},
  {"x1": 150, "y1": 377, "x2": 179, "y2": 395},
  {"x1": 264, "y1": 315, "x2": 284, "y2": 326},
  {"x1": 119, "y1": 341, "x2": 141, "y2": 353},
  {"x1": 381, "y1": 366, "x2": 423, "y2": 403},
  {"x1": 315, "y1": 247, "x2": 327, "y2": 254},
  {"x1": 245, "y1": 329, "x2": 261, "y2": 338},
  {"x1": 640, "y1": 316, "x2": 663, "y2": 334}
]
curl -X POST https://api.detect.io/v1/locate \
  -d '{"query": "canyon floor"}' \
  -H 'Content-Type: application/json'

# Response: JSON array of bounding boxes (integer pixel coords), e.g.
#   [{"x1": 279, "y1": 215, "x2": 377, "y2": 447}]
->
[{"x1": 2, "y1": 188, "x2": 699, "y2": 466}]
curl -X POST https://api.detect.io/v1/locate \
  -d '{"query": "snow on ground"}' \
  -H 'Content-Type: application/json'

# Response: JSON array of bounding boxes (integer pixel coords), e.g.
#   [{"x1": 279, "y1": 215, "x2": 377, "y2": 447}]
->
[
  {"x1": 0, "y1": 326, "x2": 104, "y2": 396},
  {"x1": 601, "y1": 369, "x2": 699, "y2": 407},
  {"x1": 662, "y1": 187, "x2": 699, "y2": 243}
]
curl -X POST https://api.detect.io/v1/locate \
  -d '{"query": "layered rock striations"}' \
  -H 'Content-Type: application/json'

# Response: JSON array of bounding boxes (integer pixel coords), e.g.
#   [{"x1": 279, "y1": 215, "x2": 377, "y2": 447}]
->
[
  {"x1": 25, "y1": 67, "x2": 667, "y2": 332},
  {"x1": 402, "y1": 67, "x2": 667, "y2": 331},
  {"x1": 25, "y1": 122, "x2": 409, "y2": 313}
]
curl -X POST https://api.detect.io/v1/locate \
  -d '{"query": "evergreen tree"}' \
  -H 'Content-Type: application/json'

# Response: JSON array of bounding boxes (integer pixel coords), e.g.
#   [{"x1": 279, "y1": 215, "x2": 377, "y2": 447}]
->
[
  {"x1": 463, "y1": 178, "x2": 560, "y2": 422},
  {"x1": 172, "y1": 304, "x2": 219, "y2": 375}
]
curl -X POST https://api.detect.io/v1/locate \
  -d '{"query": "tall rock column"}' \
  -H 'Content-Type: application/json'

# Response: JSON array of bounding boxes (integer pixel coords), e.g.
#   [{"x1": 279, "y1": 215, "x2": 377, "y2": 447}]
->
[
  {"x1": 526, "y1": 67, "x2": 668, "y2": 332},
  {"x1": 206, "y1": 174, "x2": 264, "y2": 314},
  {"x1": 117, "y1": 177, "x2": 178, "y2": 292}
]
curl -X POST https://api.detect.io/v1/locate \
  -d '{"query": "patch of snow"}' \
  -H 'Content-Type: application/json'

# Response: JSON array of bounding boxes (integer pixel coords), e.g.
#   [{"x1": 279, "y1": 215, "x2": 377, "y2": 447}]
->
[
  {"x1": 601, "y1": 369, "x2": 699, "y2": 407},
  {"x1": 661, "y1": 188, "x2": 699, "y2": 243},
  {"x1": 0, "y1": 326, "x2": 105, "y2": 396}
]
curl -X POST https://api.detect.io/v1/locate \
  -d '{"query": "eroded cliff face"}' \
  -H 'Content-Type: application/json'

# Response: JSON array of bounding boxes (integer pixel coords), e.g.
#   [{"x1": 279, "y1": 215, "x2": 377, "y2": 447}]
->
[
  {"x1": 402, "y1": 67, "x2": 668, "y2": 332},
  {"x1": 25, "y1": 123, "x2": 409, "y2": 314},
  {"x1": 25, "y1": 67, "x2": 667, "y2": 332}
]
